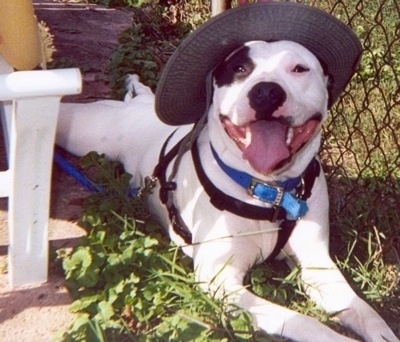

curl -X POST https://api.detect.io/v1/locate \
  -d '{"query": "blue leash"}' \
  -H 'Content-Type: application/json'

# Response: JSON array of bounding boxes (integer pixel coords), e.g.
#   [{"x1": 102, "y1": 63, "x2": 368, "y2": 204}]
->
[{"x1": 54, "y1": 151, "x2": 140, "y2": 196}]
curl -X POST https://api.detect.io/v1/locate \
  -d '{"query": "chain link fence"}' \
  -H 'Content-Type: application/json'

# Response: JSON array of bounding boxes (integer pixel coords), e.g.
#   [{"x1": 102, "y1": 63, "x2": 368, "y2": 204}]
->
[
  {"x1": 297, "y1": 0, "x2": 399, "y2": 256},
  {"x1": 310, "y1": 0, "x2": 399, "y2": 182}
]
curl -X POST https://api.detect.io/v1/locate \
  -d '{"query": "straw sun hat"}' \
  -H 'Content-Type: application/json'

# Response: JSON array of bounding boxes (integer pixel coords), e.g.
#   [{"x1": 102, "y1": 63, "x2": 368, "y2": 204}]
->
[{"x1": 155, "y1": 1, "x2": 362, "y2": 125}]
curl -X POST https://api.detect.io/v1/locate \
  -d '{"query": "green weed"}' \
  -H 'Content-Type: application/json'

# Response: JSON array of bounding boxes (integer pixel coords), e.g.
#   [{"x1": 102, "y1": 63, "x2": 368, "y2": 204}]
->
[{"x1": 107, "y1": 2, "x2": 209, "y2": 99}]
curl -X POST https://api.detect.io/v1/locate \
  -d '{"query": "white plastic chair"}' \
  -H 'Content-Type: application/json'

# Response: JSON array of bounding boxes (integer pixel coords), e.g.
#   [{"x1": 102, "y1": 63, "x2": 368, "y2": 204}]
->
[{"x1": 0, "y1": 67, "x2": 82, "y2": 288}]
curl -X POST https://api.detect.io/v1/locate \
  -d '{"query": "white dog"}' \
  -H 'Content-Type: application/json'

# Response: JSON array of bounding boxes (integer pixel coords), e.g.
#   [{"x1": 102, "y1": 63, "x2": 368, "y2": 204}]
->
[{"x1": 56, "y1": 39, "x2": 398, "y2": 341}]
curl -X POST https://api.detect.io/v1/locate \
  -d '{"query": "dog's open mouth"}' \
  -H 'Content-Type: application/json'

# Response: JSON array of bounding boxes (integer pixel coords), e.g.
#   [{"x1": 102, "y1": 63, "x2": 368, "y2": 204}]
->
[{"x1": 221, "y1": 114, "x2": 322, "y2": 174}]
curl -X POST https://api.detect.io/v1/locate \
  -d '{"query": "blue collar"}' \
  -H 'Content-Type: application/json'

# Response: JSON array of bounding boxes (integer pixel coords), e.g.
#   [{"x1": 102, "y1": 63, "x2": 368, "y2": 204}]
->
[{"x1": 210, "y1": 144, "x2": 308, "y2": 219}]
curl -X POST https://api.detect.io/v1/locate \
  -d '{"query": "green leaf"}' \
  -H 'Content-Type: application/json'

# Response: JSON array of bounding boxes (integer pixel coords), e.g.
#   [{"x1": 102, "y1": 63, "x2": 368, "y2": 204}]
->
[
  {"x1": 70, "y1": 294, "x2": 102, "y2": 312},
  {"x1": 63, "y1": 247, "x2": 92, "y2": 272},
  {"x1": 97, "y1": 300, "x2": 115, "y2": 322},
  {"x1": 229, "y1": 310, "x2": 255, "y2": 339}
]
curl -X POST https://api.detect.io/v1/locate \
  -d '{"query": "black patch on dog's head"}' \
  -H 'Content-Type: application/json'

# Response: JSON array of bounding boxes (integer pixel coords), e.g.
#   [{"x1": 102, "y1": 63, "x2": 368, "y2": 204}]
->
[{"x1": 214, "y1": 46, "x2": 254, "y2": 87}]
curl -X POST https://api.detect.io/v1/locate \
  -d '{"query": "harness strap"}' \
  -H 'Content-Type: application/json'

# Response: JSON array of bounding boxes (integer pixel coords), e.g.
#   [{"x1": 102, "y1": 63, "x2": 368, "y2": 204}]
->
[
  {"x1": 153, "y1": 131, "x2": 193, "y2": 244},
  {"x1": 153, "y1": 130, "x2": 180, "y2": 204}
]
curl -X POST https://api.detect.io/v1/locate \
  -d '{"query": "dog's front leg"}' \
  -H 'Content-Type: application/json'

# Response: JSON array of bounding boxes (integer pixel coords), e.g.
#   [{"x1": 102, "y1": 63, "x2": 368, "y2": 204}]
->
[
  {"x1": 285, "y1": 175, "x2": 399, "y2": 342},
  {"x1": 290, "y1": 242, "x2": 399, "y2": 342},
  {"x1": 192, "y1": 235, "x2": 357, "y2": 341}
]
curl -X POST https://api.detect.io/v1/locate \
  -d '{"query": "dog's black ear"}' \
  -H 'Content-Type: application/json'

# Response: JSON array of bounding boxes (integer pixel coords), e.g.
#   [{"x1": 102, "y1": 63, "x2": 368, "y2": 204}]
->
[{"x1": 213, "y1": 45, "x2": 253, "y2": 87}]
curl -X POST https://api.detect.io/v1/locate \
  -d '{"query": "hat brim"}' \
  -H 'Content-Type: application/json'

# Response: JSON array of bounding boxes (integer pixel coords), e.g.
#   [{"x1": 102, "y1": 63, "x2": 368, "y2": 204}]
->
[{"x1": 155, "y1": 2, "x2": 362, "y2": 125}]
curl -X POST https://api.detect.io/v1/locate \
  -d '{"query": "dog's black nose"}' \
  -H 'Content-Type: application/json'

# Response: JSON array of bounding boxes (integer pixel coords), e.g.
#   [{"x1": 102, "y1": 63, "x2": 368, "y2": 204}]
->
[{"x1": 248, "y1": 82, "x2": 286, "y2": 120}]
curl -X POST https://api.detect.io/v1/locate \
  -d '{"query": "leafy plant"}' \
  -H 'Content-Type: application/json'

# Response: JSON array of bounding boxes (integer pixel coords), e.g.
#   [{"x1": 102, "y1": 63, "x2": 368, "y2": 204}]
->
[{"x1": 107, "y1": 2, "x2": 209, "y2": 99}]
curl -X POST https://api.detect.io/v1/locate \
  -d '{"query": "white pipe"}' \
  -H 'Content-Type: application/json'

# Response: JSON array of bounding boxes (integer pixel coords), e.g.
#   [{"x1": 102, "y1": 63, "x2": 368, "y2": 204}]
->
[{"x1": 0, "y1": 68, "x2": 82, "y2": 100}]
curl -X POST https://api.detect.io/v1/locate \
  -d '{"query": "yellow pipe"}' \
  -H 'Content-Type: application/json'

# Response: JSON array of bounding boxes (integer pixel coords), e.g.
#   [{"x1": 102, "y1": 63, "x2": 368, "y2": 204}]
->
[{"x1": 0, "y1": 0, "x2": 42, "y2": 70}]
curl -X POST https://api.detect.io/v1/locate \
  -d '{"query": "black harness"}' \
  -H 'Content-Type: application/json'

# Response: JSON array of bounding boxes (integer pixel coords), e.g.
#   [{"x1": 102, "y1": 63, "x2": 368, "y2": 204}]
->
[{"x1": 153, "y1": 131, "x2": 320, "y2": 261}]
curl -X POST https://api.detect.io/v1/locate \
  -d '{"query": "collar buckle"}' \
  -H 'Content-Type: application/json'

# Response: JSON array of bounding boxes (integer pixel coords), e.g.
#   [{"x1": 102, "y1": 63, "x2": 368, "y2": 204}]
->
[
  {"x1": 248, "y1": 178, "x2": 284, "y2": 207},
  {"x1": 296, "y1": 177, "x2": 306, "y2": 199},
  {"x1": 273, "y1": 185, "x2": 284, "y2": 206}
]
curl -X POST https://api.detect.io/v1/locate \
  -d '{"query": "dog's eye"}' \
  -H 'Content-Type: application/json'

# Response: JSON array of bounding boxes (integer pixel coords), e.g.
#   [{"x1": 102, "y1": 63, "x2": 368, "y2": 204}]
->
[
  {"x1": 233, "y1": 65, "x2": 246, "y2": 73},
  {"x1": 292, "y1": 65, "x2": 310, "y2": 73}
]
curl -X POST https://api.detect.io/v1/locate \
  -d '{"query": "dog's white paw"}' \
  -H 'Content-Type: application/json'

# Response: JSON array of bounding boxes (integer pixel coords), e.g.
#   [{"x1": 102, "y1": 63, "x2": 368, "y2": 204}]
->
[{"x1": 337, "y1": 302, "x2": 399, "y2": 342}]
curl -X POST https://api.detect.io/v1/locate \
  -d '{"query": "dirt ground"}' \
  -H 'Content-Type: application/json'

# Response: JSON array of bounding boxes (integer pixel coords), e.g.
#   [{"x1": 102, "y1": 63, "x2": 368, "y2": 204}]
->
[{"x1": 0, "y1": 1, "x2": 134, "y2": 340}]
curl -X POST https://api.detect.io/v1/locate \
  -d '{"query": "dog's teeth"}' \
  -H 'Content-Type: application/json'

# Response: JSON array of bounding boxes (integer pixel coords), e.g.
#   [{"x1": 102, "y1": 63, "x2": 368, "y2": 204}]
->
[{"x1": 286, "y1": 127, "x2": 294, "y2": 146}]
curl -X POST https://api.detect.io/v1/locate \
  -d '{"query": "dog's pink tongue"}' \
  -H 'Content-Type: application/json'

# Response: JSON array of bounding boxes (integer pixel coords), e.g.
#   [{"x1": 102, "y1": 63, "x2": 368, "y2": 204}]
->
[{"x1": 242, "y1": 120, "x2": 290, "y2": 174}]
